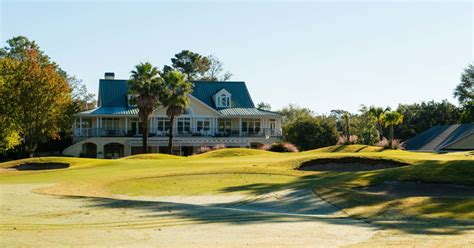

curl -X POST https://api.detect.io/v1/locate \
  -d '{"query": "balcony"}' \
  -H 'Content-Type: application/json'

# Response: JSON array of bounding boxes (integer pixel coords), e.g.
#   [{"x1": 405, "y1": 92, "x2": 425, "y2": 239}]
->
[{"x1": 74, "y1": 128, "x2": 282, "y2": 139}]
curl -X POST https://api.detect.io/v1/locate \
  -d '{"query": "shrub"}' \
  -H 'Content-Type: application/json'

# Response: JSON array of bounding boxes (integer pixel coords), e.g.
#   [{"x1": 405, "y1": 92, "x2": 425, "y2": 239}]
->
[
  {"x1": 376, "y1": 138, "x2": 402, "y2": 149},
  {"x1": 196, "y1": 146, "x2": 212, "y2": 154},
  {"x1": 283, "y1": 117, "x2": 338, "y2": 151},
  {"x1": 336, "y1": 135, "x2": 359, "y2": 145},
  {"x1": 282, "y1": 143, "x2": 299, "y2": 152},
  {"x1": 267, "y1": 142, "x2": 299, "y2": 153},
  {"x1": 376, "y1": 138, "x2": 389, "y2": 148},
  {"x1": 349, "y1": 135, "x2": 359, "y2": 144},
  {"x1": 391, "y1": 139, "x2": 402, "y2": 150},
  {"x1": 212, "y1": 144, "x2": 226, "y2": 150},
  {"x1": 259, "y1": 144, "x2": 271, "y2": 151},
  {"x1": 195, "y1": 144, "x2": 226, "y2": 155},
  {"x1": 336, "y1": 136, "x2": 346, "y2": 145}
]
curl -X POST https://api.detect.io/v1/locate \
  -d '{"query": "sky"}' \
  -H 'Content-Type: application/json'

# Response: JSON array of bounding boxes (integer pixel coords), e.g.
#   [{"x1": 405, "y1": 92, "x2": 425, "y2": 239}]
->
[{"x1": 1, "y1": 1, "x2": 472, "y2": 114}]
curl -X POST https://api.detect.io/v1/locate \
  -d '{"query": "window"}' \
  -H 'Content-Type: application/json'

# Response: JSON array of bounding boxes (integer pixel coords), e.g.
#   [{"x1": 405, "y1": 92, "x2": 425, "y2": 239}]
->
[
  {"x1": 156, "y1": 118, "x2": 170, "y2": 132},
  {"x1": 218, "y1": 118, "x2": 232, "y2": 132},
  {"x1": 216, "y1": 91, "x2": 231, "y2": 108},
  {"x1": 197, "y1": 119, "x2": 210, "y2": 131},
  {"x1": 177, "y1": 118, "x2": 191, "y2": 133},
  {"x1": 130, "y1": 118, "x2": 142, "y2": 135},
  {"x1": 270, "y1": 119, "x2": 276, "y2": 131},
  {"x1": 241, "y1": 118, "x2": 261, "y2": 134},
  {"x1": 221, "y1": 94, "x2": 228, "y2": 106},
  {"x1": 75, "y1": 119, "x2": 91, "y2": 129},
  {"x1": 103, "y1": 118, "x2": 120, "y2": 129}
]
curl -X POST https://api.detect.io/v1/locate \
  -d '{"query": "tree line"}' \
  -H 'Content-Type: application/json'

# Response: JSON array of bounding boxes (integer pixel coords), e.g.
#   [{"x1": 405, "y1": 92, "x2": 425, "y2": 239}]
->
[{"x1": 271, "y1": 70, "x2": 473, "y2": 150}]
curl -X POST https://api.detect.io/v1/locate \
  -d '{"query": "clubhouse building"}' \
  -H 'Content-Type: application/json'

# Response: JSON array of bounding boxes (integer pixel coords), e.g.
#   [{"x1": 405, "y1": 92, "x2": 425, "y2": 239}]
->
[{"x1": 63, "y1": 73, "x2": 282, "y2": 158}]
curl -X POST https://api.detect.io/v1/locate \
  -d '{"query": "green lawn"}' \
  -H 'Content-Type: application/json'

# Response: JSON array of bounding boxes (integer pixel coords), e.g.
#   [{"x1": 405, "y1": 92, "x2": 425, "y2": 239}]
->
[{"x1": 1, "y1": 146, "x2": 473, "y2": 221}]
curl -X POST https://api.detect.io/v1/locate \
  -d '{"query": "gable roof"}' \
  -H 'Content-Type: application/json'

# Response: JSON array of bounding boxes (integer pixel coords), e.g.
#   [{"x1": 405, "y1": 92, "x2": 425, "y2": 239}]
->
[
  {"x1": 80, "y1": 79, "x2": 277, "y2": 117},
  {"x1": 404, "y1": 124, "x2": 474, "y2": 151},
  {"x1": 96, "y1": 80, "x2": 255, "y2": 109},
  {"x1": 191, "y1": 81, "x2": 255, "y2": 109},
  {"x1": 98, "y1": 79, "x2": 129, "y2": 107},
  {"x1": 214, "y1": 88, "x2": 231, "y2": 96}
]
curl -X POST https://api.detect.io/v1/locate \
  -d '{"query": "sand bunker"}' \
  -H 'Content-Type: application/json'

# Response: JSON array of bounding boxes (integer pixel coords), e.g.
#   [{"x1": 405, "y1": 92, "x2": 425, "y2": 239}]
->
[
  {"x1": 356, "y1": 181, "x2": 474, "y2": 198},
  {"x1": 13, "y1": 162, "x2": 69, "y2": 170},
  {"x1": 299, "y1": 157, "x2": 408, "y2": 172}
]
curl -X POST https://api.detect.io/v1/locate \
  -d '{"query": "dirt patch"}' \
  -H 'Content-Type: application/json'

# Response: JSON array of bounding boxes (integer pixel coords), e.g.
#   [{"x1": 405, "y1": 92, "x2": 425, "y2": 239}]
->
[
  {"x1": 12, "y1": 162, "x2": 69, "y2": 171},
  {"x1": 356, "y1": 181, "x2": 474, "y2": 198},
  {"x1": 298, "y1": 157, "x2": 408, "y2": 172}
]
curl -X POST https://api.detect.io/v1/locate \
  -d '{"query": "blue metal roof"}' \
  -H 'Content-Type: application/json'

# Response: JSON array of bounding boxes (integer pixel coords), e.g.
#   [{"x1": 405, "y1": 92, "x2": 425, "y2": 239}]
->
[
  {"x1": 404, "y1": 124, "x2": 474, "y2": 151},
  {"x1": 78, "y1": 107, "x2": 139, "y2": 116},
  {"x1": 191, "y1": 81, "x2": 255, "y2": 109},
  {"x1": 97, "y1": 80, "x2": 255, "y2": 110},
  {"x1": 98, "y1": 79, "x2": 129, "y2": 107},
  {"x1": 219, "y1": 108, "x2": 280, "y2": 116},
  {"x1": 79, "y1": 78, "x2": 278, "y2": 117}
]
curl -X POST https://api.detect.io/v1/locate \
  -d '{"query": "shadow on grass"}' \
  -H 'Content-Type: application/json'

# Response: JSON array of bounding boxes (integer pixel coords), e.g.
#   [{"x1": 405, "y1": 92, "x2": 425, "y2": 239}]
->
[
  {"x1": 59, "y1": 160, "x2": 473, "y2": 235},
  {"x1": 65, "y1": 192, "x2": 368, "y2": 229},
  {"x1": 219, "y1": 160, "x2": 474, "y2": 235}
]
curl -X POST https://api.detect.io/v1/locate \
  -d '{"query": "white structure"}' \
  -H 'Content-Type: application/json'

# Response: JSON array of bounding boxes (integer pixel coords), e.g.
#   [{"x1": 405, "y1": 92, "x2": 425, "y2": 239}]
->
[{"x1": 63, "y1": 73, "x2": 282, "y2": 158}]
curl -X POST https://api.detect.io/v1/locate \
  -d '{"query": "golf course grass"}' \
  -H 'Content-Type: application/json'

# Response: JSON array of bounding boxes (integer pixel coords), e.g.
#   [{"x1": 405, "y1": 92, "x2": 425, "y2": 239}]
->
[{"x1": 1, "y1": 146, "x2": 473, "y2": 246}]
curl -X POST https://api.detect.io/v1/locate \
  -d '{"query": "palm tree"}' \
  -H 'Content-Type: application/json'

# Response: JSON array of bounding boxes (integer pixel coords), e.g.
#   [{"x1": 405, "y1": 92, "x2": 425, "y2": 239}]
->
[
  {"x1": 368, "y1": 106, "x2": 388, "y2": 141},
  {"x1": 342, "y1": 112, "x2": 350, "y2": 143},
  {"x1": 128, "y1": 62, "x2": 163, "y2": 153},
  {"x1": 160, "y1": 69, "x2": 193, "y2": 154},
  {"x1": 381, "y1": 111, "x2": 404, "y2": 148}
]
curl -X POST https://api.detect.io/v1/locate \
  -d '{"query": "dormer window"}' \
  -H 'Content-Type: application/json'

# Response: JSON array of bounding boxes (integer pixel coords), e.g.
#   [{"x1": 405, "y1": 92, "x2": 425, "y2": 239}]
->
[
  {"x1": 220, "y1": 94, "x2": 230, "y2": 107},
  {"x1": 214, "y1": 89, "x2": 231, "y2": 108}
]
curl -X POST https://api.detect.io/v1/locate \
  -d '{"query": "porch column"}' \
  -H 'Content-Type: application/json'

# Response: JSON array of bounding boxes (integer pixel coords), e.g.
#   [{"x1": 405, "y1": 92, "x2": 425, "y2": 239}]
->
[
  {"x1": 96, "y1": 117, "x2": 99, "y2": 136},
  {"x1": 99, "y1": 117, "x2": 103, "y2": 136},
  {"x1": 79, "y1": 117, "x2": 83, "y2": 136},
  {"x1": 239, "y1": 118, "x2": 242, "y2": 137},
  {"x1": 262, "y1": 118, "x2": 266, "y2": 135},
  {"x1": 214, "y1": 117, "x2": 217, "y2": 135},
  {"x1": 125, "y1": 117, "x2": 128, "y2": 134},
  {"x1": 73, "y1": 118, "x2": 77, "y2": 136}
]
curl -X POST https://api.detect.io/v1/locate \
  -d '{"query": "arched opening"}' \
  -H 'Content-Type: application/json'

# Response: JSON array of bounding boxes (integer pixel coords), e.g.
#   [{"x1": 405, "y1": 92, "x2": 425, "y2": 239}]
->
[
  {"x1": 250, "y1": 142, "x2": 264, "y2": 149},
  {"x1": 104, "y1": 143, "x2": 124, "y2": 159},
  {"x1": 81, "y1": 142, "x2": 97, "y2": 158}
]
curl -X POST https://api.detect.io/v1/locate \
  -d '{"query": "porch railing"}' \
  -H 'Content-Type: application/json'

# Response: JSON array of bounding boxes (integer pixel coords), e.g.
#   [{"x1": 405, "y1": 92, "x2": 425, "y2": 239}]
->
[{"x1": 74, "y1": 128, "x2": 282, "y2": 139}]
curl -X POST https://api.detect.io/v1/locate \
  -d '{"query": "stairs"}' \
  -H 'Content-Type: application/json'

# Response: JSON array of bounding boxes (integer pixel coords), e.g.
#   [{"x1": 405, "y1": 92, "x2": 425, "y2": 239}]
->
[{"x1": 62, "y1": 137, "x2": 95, "y2": 156}]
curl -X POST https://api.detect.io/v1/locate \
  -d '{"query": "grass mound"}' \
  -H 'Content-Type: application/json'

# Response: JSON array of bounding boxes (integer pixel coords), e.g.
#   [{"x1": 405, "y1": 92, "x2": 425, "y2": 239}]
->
[
  {"x1": 194, "y1": 148, "x2": 274, "y2": 158},
  {"x1": 122, "y1": 153, "x2": 181, "y2": 160},
  {"x1": 373, "y1": 159, "x2": 474, "y2": 186},
  {"x1": 314, "y1": 159, "x2": 474, "y2": 220},
  {"x1": 307, "y1": 145, "x2": 384, "y2": 153}
]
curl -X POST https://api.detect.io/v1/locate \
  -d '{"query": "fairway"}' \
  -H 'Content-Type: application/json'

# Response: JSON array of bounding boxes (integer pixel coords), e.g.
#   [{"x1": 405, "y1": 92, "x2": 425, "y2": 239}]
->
[
  {"x1": 1, "y1": 147, "x2": 473, "y2": 247},
  {"x1": 109, "y1": 173, "x2": 296, "y2": 196}
]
